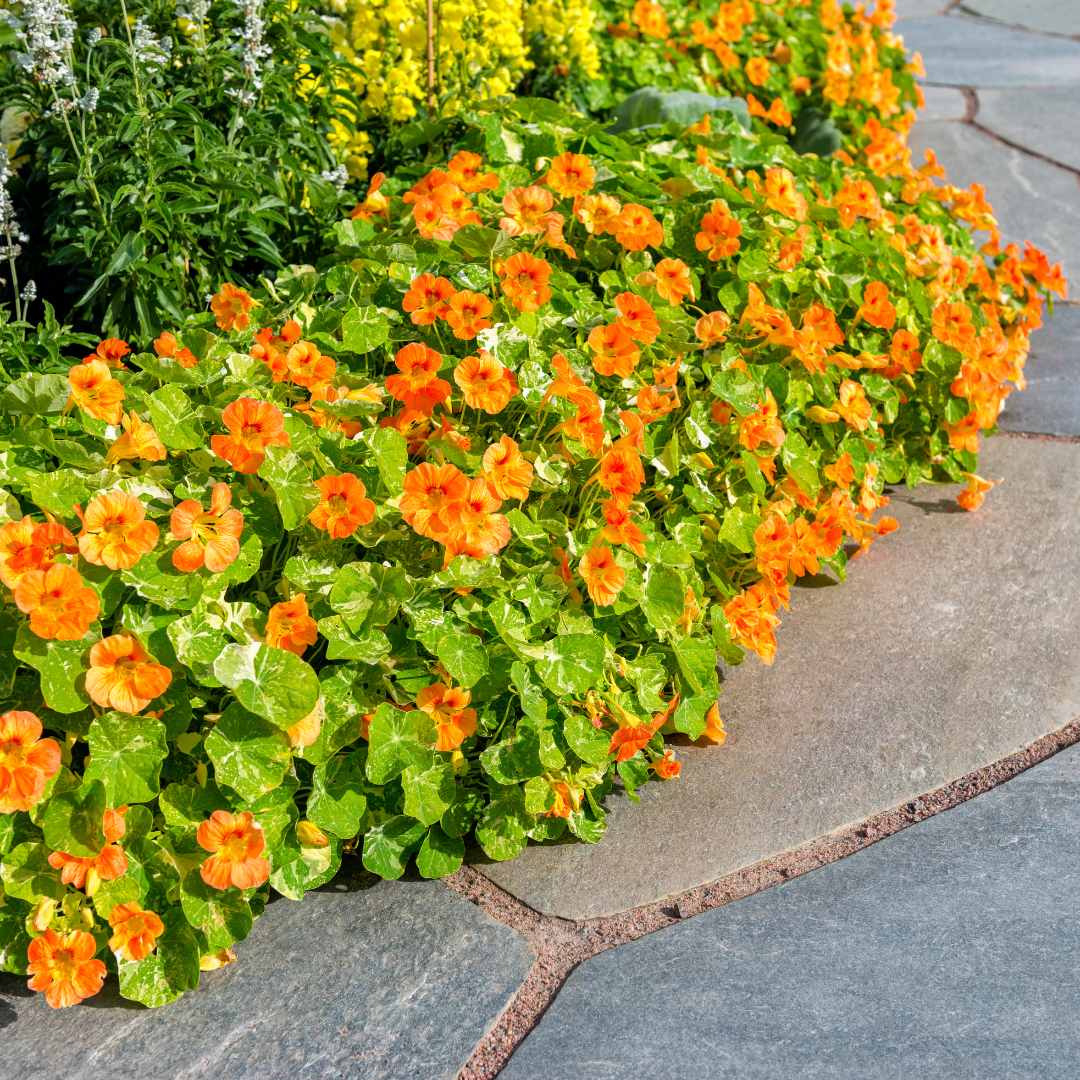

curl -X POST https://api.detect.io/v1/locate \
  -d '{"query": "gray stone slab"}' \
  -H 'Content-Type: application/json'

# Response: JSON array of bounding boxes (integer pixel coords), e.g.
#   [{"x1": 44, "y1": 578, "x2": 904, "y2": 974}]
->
[
  {"x1": 999, "y1": 306, "x2": 1080, "y2": 436},
  {"x1": 475, "y1": 437, "x2": 1080, "y2": 919},
  {"x1": 900, "y1": 16, "x2": 1080, "y2": 87},
  {"x1": 895, "y1": 0, "x2": 950, "y2": 18},
  {"x1": 919, "y1": 84, "x2": 969, "y2": 121},
  {"x1": 962, "y1": 0, "x2": 1080, "y2": 37},
  {"x1": 0, "y1": 873, "x2": 534, "y2": 1080},
  {"x1": 977, "y1": 86, "x2": 1080, "y2": 172},
  {"x1": 502, "y1": 748, "x2": 1080, "y2": 1080},
  {"x1": 905, "y1": 120, "x2": 1080, "y2": 286}
]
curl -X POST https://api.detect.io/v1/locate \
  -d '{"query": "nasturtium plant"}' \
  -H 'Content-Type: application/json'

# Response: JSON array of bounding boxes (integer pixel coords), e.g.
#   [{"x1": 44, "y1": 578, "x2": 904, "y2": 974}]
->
[{"x1": 0, "y1": 71, "x2": 1063, "y2": 1013}]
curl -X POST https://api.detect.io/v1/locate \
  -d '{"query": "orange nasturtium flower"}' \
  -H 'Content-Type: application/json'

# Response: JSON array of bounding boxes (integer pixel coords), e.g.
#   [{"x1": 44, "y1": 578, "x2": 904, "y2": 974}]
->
[
  {"x1": 108, "y1": 902, "x2": 165, "y2": 963},
  {"x1": 483, "y1": 435, "x2": 533, "y2": 501},
  {"x1": 578, "y1": 545, "x2": 627, "y2": 607},
  {"x1": 835, "y1": 379, "x2": 873, "y2": 431},
  {"x1": 0, "y1": 517, "x2": 76, "y2": 589},
  {"x1": 48, "y1": 807, "x2": 128, "y2": 894},
  {"x1": 454, "y1": 351, "x2": 519, "y2": 413},
  {"x1": 445, "y1": 150, "x2": 499, "y2": 193},
  {"x1": 444, "y1": 477, "x2": 511, "y2": 561},
  {"x1": 701, "y1": 702, "x2": 726, "y2": 745},
  {"x1": 385, "y1": 342, "x2": 452, "y2": 415},
  {"x1": 738, "y1": 389, "x2": 786, "y2": 452},
  {"x1": 76, "y1": 490, "x2": 159, "y2": 570},
  {"x1": 763, "y1": 167, "x2": 808, "y2": 222},
  {"x1": 957, "y1": 472, "x2": 1002, "y2": 512},
  {"x1": 211, "y1": 397, "x2": 290, "y2": 474},
  {"x1": 588, "y1": 322, "x2": 640, "y2": 377},
  {"x1": 651, "y1": 258, "x2": 694, "y2": 305},
  {"x1": 823, "y1": 452, "x2": 856, "y2": 489},
  {"x1": 197, "y1": 810, "x2": 271, "y2": 891},
  {"x1": 615, "y1": 292, "x2": 660, "y2": 345},
  {"x1": 574, "y1": 192, "x2": 622, "y2": 235},
  {"x1": 0, "y1": 711, "x2": 60, "y2": 813},
  {"x1": 83, "y1": 337, "x2": 130, "y2": 368},
  {"x1": 285, "y1": 340, "x2": 336, "y2": 388},
  {"x1": 500, "y1": 185, "x2": 555, "y2": 235},
  {"x1": 498, "y1": 252, "x2": 552, "y2": 313},
  {"x1": 600, "y1": 499, "x2": 647, "y2": 557},
  {"x1": 745, "y1": 56, "x2": 771, "y2": 86},
  {"x1": 266, "y1": 594, "x2": 319, "y2": 657},
  {"x1": 857, "y1": 282, "x2": 897, "y2": 329},
  {"x1": 445, "y1": 290, "x2": 494, "y2": 340},
  {"x1": 287, "y1": 699, "x2": 323, "y2": 749},
  {"x1": 402, "y1": 273, "x2": 456, "y2": 325},
  {"x1": 696, "y1": 199, "x2": 742, "y2": 261},
  {"x1": 67, "y1": 359, "x2": 125, "y2": 424},
  {"x1": 631, "y1": 0, "x2": 669, "y2": 37},
  {"x1": 13, "y1": 564, "x2": 99, "y2": 641},
  {"x1": 724, "y1": 583, "x2": 780, "y2": 664},
  {"x1": 154, "y1": 330, "x2": 197, "y2": 367},
  {"x1": 695, "y1": 310, "x2": 732, "y2": 348},
  {"x1": 614, "y1": 203, "x2": 665, "y2": 250},
  {"x1": 170, "y1": 482, "x2": 244, "y2": 572},
  {"x1": 932, "y1": 302, "x2": 976, "y2": 352},
  {"x1": 400, "y1": 462, "x2": 469, "y2": 541},
  {"x1": 86, "y1": 633, "x2": 172, "y2": 713},
  {"x1": 544, "y1": 152, "x2": 596, "y2": 198},
  {"x1": 27, "y1": 929, "x2": 106, "y2": 1009},
  {"x1": 309, "y1": 473, "x2": 375, "y2": 538},
  {"x1": 211, "y1": 282, "x2": 253, "y2": 332},
  {"x1": 415, "y1": 683, "x2": 478, "y2": 751},
  {"x1": 650, "y1": 750, "x2": 681, "y2": 779},
  {"x1": 598, "y1": 447, "x2": 646, "y2": 506},
  {"x1": 105, "y1": 411, "x2": 167, "y2": 465}
]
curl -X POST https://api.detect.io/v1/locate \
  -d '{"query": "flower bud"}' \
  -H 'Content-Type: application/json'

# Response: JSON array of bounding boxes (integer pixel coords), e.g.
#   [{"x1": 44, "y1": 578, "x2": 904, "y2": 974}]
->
[
  {"x1": 30, "y1": 898, "x2": 56, "y2": 933},
  {"x1": 199, "y1": 947, "x2": 237, "y2": 971},
  {"x1": 691, "y1": 452, "x2": 715, "y2": 470},
  {"x1": 80, "y1": 904, "x2": 96, "y2": 929},
  {"x1": 296, "y1": 820, "x2": 329, "y2": 848},
  {"x1": 450, "y1": 749, "x2": 468, "y2": 775},
  {"x1": 195, "y1": 761, "x2": 208, "y2": 788},
  {"x1": 805, "y1": 405, "x2": 840, "y2": 424}
]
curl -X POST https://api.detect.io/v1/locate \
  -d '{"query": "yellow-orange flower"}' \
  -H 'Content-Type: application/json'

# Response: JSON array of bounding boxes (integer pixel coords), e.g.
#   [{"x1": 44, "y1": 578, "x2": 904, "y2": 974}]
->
[
  {"x1": 650, "y1": 750, "x2": 681, "y2": 778},
  {"x1": 445, "y1": 291, "x2": 493, "y2": 341},
  {"x1": 764, "y1": 167, "x2": 807, "y2": 222},
  {"x1": 287, "y1": 699, "x2": 323, "y2": 748},
  {"x1": 82, "y1": 337, "x2": 130, "y2": 368},
  {"x1": 154, "y1": 331, "x2": 197, "y2": 367},
  {"x1": 0, "y1": 710, "x2": 60, "y2": 813},
  {"x1": 309, "y1": 473, "x2": 375, "y2": 538},
  {"x1": 544, "y1": 152, "x2": 596, "y2": 198},
  {"x1": 701, "y1": 702, "x2": 726, "y2": 745},
  {"x1": 266, "y1": 593, "x2": 319, "y2": 657},
  {"x1": 652, "y1": 258, "x2": 693, "y2": 305},
  {"x1": 574, "y1": 193, "x2": 622, "y2": 235},
  {"x1": 400, "y1": 462, "x2": 468, "y2": 541},
  {"x1": 454, "y1": 351, "x2": 519, "y2": 413},
  {"x1": 211, "y1": 282, "x2": 253, "y2": 332},
  {"x1": 745, "y1": 56, "x2": 770, "y2": 86},
  {"x1": 108, "y1": 902, "x2": 165, "y2": 962},
  {"x1": 385, "y1": 342, "x2": 452, "y2": 415},
  {"x1": 598, "y1": 447, "x2": 646, "y2": 505},
  {"x1": 696, "y1": 200, "x2": 742, "y2": 261},
  {"x1": 286, "y1": 340, "x2": 336, "y2": 388},
  {"x1": 67, "y1": 359, "x2": 125, "y2": 424},
  {"x1": 402, "y1": 273, "x2": 456, "y2": 325},
  {"x1": 211, "y1": 397, "x2": 290, "y2": 474},
  {"x1": 857, "y1": 282, "x2": 897, "y2": 329},
  {"x1": 105, "y1": 411, "x2": 167, "y2": 465},
  {"x1": 738, "y1": 389, "x2": 786, "y2": 452},
  {"x1": 836, "y1": 379, "x2": 873, "y2": 431},
  {"x1": 500, "y1": 186, "x2": 555, "y2": 235},
  {"x1": 957, "y1": 472, "x2": 1002, "y2": 512},
  {"x1": 76, "y1": 490, "x2": 159, "y2": 570},
  {"x1": 589, "y1": 322, "x2": 640, "y2": 378},
  {"x1": 0, "y1": 517, "x2": 75, "y2": 589},
  {"x1": 14, "y1": 564, "x2": 99, "y2": 641},
  {"x1": 614, "y1": 203, "x2": 665, "y2": 250},
  {"x1": 932, "y1": 302, "x2": 976, "y2": 352},
  {"x1": 498, "y1": 252, "x2": 552, "y2": 313},
  {"x1": 170, "y1": 482, "x2": 244, "y2": 573},
  {"x1": 579, "y1": 545, "x2": 626, "y2": 607},
  {"x1": 631, "y1": 0, "x2": 669, "y2": 37},
  {"x1": 444, "y1": 478, "x2": 511, "y2": 562},
  {"x1": 483, "y1": 435, "x2": 533, "y2": 501},
  {"x1": 27, "y1": 929, "x2": 105, "y2": 1009},
  {"x1": 615, "y1": 292, "x2": 660, "y2": 345},
  {"x1": 415, "y1": 683, "x2": 477, "y2": 751},
  {"x1": 445, "y1": 151, "x2": 499, "y2": 193},
  {"x1": 197, "y1": 810, "x2": 271, "y2": 891},
  {"x1": 724, "y1": 582, "x2": 780, "y2": 664},
  {"x1": 600, "y1": 499, "x2": 647, "y2": 557},
  {"x1": 695, "y1": 310, "x2": 731, "y2": 348},
  {"x1": 85, "y1": 633, "x2": 172, "y2": 713}
]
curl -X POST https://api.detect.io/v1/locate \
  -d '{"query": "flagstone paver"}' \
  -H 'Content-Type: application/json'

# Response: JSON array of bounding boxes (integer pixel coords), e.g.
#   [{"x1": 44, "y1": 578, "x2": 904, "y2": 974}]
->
[
  {"x1": 976, "y1": 87, "x2": 1080, "y2": 172},
  {"x1": 999, "y1": 307, "x2": 1080, "y2": 437},
  {"x1": 500, "y1": 747, "x2": 1080, "y2": 1080},
  {"x1": 0, "y1": 873, "x2": 533, "y2": 1080},
  {"x1": 475, "y1": 437, "x2": 1080, "y2": 919},
  {"x1": 962, "y1": 0, "x2": 1080, "y2": 37},
  {"x1": 919, "y1": 85, "x2": 969, "y2": 122},
  {"x1": 899, "y1": 16, "x2": 1080, "y2": 86},
  {"x1": 895, "y1": 0, "x2": 950, "y2": 18}
]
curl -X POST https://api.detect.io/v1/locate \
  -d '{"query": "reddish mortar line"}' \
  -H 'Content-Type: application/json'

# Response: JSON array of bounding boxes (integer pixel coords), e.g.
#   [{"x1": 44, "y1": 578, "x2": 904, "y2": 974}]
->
[{"x1": 449, "y1": 716, "x2": 1080, "y2": 1080}]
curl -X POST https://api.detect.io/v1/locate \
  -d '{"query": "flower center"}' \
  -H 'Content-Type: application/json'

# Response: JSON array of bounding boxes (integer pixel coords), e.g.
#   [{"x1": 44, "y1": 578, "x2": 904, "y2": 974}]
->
[
  {"x1": 328, "y1": 494, "x2": 349, "y2": 516},
  {"x1": 50, "y1": 948, "x2": 80, "y2": 983},
  {"x1": 0, "y1": 738, "x2": 27, "y2": 769},
  {"x1": 221, "y1": 831, "x2": 249, "y2": 862},
  {"x1": 102, "y1": 518, "x2": 128, "y2": 537}
]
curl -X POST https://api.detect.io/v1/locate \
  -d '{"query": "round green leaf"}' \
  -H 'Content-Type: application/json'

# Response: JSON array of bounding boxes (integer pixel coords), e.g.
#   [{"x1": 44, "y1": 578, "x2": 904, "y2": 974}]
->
[
  {"x1": 213, "y1": 642, "x2": 320, "y2": 729},
  {"x1": 361, "y1": 815, "x2": 427, "y2": 880},
  {"x1": 474, "y1": 785, "x2": 529, "y2": 862},
  {"x1": 307, "y1": 755, "x2": 368, "y2": 839},
  {"x1": 365, "y1": 703, "x2": 436, "y2": 786},
  {"x1": 83, "y1": 712, "x2": 169, "y2": 807},
  {"x1": 535, "y1": 634, "x2": 605, "y2": 697},
  {"x1": 159, "y1": 781, "x2": 233, "y2": 828},
  {"x1": 437, "y1": 633, "x2": 489, "y2": 689},
  {"x1": 402, "y1": 762, "x2": 456, "y2": 827},
  {"x1": 181, "y1": 873, "x2": 254, "y2": 950},
  {"x1": 416, "y1": 824, "x2": 464, "y2": 879},
  {"x1": 117, "y1": 907, "x2": 201, "y2": 1008},
  {"x1": 1, "y1": 842, "x2": 65, "y2": 902},
  {"x1": 204, "y1": 702, "x2": 292, "y2": 803},
  {"x1": 13, "y1": 622, "x2": 95, "y2": 714},
  {"x1": 42, "y1": 779, "x2": 108, "y2": 856},
  {"x1": 268, "y1": 830, "x2": 342, "y2": 900}
]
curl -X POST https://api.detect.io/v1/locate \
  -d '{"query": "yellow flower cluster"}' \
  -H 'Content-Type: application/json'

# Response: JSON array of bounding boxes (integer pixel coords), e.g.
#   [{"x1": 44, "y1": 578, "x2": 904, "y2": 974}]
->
[{"x1": 526, "y1": 0, "x2": 601, "y2": 79}]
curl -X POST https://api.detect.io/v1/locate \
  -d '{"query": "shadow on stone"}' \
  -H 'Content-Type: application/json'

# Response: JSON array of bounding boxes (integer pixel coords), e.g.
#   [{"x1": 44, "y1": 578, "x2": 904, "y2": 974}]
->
[{"x1": 908, "y1": 496, "x2": 967, "y2": 516}]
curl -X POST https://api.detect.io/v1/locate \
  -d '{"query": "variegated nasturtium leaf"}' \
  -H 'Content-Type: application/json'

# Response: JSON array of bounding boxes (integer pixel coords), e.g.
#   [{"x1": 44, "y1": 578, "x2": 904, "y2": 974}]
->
[
  {"x1": 148, "y1": 383, "x2": 205, "y2": 449},
  {"x1": 1, "y1": 842, "x2": 66, "y2": 902},
  {"x1": 416, "y1": 824, "x2": 465, "y2": 879},
  {"x1": 168, "y1": 611, "x2": 228, "y2": 687},
  {"x1": 365, "y1": 703, "x2": 437, "y2": 786},
  {"x1": 329, "y1": 562, "x2": 414, "y2": 632},
  {"x1": 117, "y1": 907, "x2": 202, "y2": 1008},
  {"x1": 159, "y1": 781, "x2": 233, "y2": 828},
  {"x1": 204, "y1": 703, "x2": 292, "y2": 803},
  {"x1": 364, "y1": 425, "x2": 407, "y2": 493},
  {"x1": 41, "y1": 779, "x2": 108, "y2": 856},
  {"x1": 269, "y1": 830, "x2": 342, "y2": 900},
  {"x1": 90, "y1": 873, "x2": 142, "y2": 919},
  {"x1": 13, "y1": 622, "x2": 95, "y2": 714},
  {"x1": 535, "y1": 634, "x2": 605, "y2": 697},
  {"x1": 82, "y1": 713, "x2": 169, "y2": 807},
  {"x1": 180, "y1": 873, "x2": 253, "y2": 950},
  {"x1": 437, "y1": 633, "x2": 488, "y2": 688},
  {"x1": 402, "y1": 762, "x2": 456, "y2": 827},
  {"x1": 641, "y1": 563, "x2": 686, "y2": 632},
  {"x1": 213, "y1": 642, "x2": 320, "y2": 729},
  {"x1": 474, "y1": 783, "x2": 530, "y2": 862},
  {"x1": 258, "y1": 445, "x2": 321, "y2": 530},
  {"x1": 307, "y1": 755, "x2": 368, "y2": 839},
  {"x1": 361, "y1": 815, "x2": 427, "y2": 880}
]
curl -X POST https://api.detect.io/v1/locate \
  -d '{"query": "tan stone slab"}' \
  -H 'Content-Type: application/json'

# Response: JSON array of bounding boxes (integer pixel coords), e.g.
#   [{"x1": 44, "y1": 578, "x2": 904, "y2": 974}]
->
[{"x1": 474, "y1": 438, "x2": 1080, "y2": 919}]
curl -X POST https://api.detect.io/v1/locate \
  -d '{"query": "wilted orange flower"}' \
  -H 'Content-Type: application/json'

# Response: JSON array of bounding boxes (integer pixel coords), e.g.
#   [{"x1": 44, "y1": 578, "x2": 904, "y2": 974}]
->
[
  {"x1": 823, "y1": 452, "x2": 855, "y2": 489},
  {"x1": 631, "y1": 0, "x2": 669, "y2": 37},
  {"x1": 739, "y1": 389, "x2": 785, "y2": 452},
  {"x1": 600, "y1": 499, "x2": 647, "y2": 557},
  {"x1": 932, "y1": 302, "x2": 976, "y2": 352},
  {"x1": 777, "y1": 224, "x2": 810, "y2": 270},
  {"x1": 0, "y1": 517, "x2": 75, "y2": 589},
  {"x1": 614, "y1": 292, "x2": 660, "y2": 345},
  {"x1": 286, "y1": 340, "x2": 336, "y2": 388},
  {"x1": 696, "y1": 199, "x2": 742, "y2": 260},
  {"x1": 401, "y1": 462, "x2": 468, "y2": 541},
  {"x1": 211, "y1": 282, "x2": 253, "y2": 332},
  {"x1": 446, "y1": 151, "x2": 499, "y2": 193},
  {"x1": 349, "y1": 171, "x2": 390, "y2": 221},
  {"x1": 27, "y1": 929, "x2": 105, "y2": 1009},
  {"x1": 14, "y1": 564, "x2": 98, "y2": 642},
  {"x1": 402, "y1": 273, "x2": 456, "y2": 325},
  {"x1": 650, "y1": 258, "x2": 693, "y2": 305},
  {"x1": 385, "y1": 342, "x2": 452, "y2": 415},
  {"x1": 745, "y1": 56, "x2": 770, "y2": 85},
  {"x1": 416, "y1": 683, "x2": 478, "y2": 751},
  {"x1": 67, "y1": 359, "x2": 125, "y2": 424},
  {"x1": 544, "y1": 152, "x2": 596, "y2": 198},
  {"x1": 211, "y1": 397, "x2": 290, "y2": 474},
  {"x1": 500, "y1": 186, "x2": 555, "y2": 235},
  {"x1": 578, "y1": 545, "x2": 625, "y2": 607},
  {"x1": 412, "y1": 195, "x2": 458, "y2": 241},
  {"x1": 574, "y1": 193, "x2": 622, "y2": 235},
  {"x1": 701, "y1": 702, "x2": 726, "y2": 745},
  {"x1": 287, "y1": 699, "x2": 323, "y2": 749},
  {"x1": 483, "y1": 435, "x2": 533, "y2": 501},
  {"x1": 309, "y1": 473, "x2": 375, "y2": 538},
  {"x1": 957, "y1": 472, "x2": 1002, "y2": 512},
  {"x1": 764, "y1": 167, "x2": 807, "y2": 222},
  {"x1": 598, "y1": 447, "x2": 645, "y2": 505},
  {"x1": 445, "y1": 291, "x2": 493, "y2": 340},
  {"x1": 154, "y1": 331, "x2": 198, "y2": 367},
  {"x1": 83, "y1": 338, "x2": 130, "y2": 369},
  {"x1": 170, "y1": 482, "x2": 244, "y2": 572},
  {"x1": 86, "y1": 633, "x2": 171, "y2": 713},
  {"x1": 108, "y1": 902, "x2": 165, "y2": 963},
  {"x1": 589, "y1": 322, "x2": 640, "y2": 377},
  {"x1": 198, "y1": 810, "x2": 271, "y2": 891},
  {"x1": 105, "y1": 411, "x2": 167, "y2": 465},
  {"x1": 76, "y1": 490, "x2": 159, "y2": 570},
  {"x1": 402, "y1": 169, "x2": 448, "y2": 204},
  {"x1": 724, "y1": 582, "x2": 780, "y2": 664},
  {"x1": 695, "y1": 310, "x2": 731, "y2": 348},
  {"x1": 498, "y1": 252, "x2": 552, "y2": 313},
  {"x1": 48, "y1": 807, "x2": 128, "y2": 894},
  {"x1": 614, "y1": 203, "x2": 665, "y2": 250},
  {"x1": 444, "y1": 477, "x2": 511, "y2": 561},
  {"x1": 0, "y1": 711, "x2": 60, "y2": 813},
  {"x1": 650, "y1": 750, "x2": 681, "y2": 779},
  {"x1": 857, "y1": 282, "x2": 897, "y2": 329},
  {"x1": 836, "y1": 379, "x2": 872, "y2": 431},
  {"x1": 266, "y1": 593, "x2": 319, "y2": 657},
  {"x1": 455, "y1": 351, "x2": 519, "y2": 413}
]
